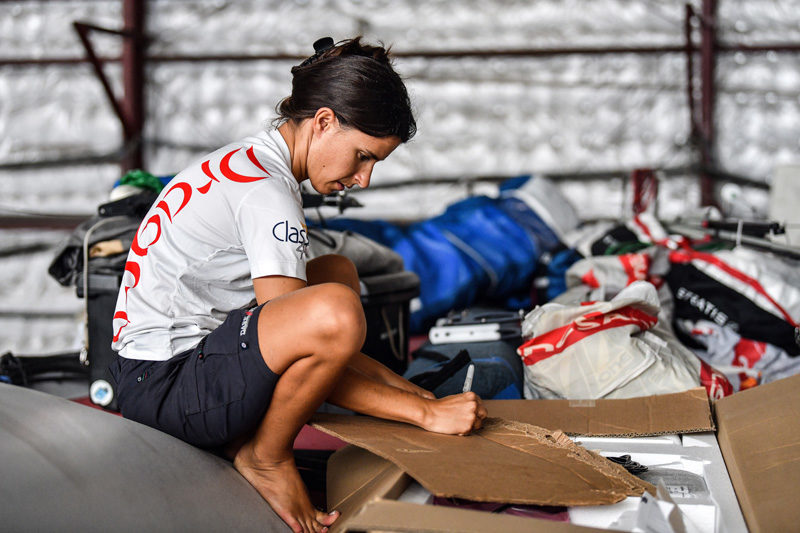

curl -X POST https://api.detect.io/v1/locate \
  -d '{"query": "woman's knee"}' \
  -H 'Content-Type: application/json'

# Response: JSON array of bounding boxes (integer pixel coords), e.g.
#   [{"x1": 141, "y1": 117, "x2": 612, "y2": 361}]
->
[
  {"x1": 307, "y1": 283, "x2": 366, "y2": 350},
  {"x1": 255, "y1": 284, "x2": 364, "y2": 374}
]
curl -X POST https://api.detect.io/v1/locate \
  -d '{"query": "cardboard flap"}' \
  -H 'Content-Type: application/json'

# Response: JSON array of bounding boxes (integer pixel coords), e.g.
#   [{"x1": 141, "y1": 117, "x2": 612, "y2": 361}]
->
[
  {"x1": 485, "y1": 388, "x2": 714, "y2": 436},
  {"x1": 715, "y1": 373, "x2": 800, "y2": 533},
  {"x1": 326, "y1": 444, "x2": 411, "y2": 524},
  {"x1": 312, "y1": 414, "x2": 654, "y2": 507},
  {"x1": 343, "y1": 499, "x2": 610, "y2": 532}
]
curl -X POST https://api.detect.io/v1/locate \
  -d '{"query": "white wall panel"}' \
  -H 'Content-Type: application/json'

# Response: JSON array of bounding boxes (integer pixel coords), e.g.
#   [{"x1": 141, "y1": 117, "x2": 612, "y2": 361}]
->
[
  {"x1": 715, "y1": 53, "x2": 800, "y2": 181},
  {"x1": 0, "y1": 1, "x2": 122, "y2": 59},
  {"x1": 0, "y1": 230, "x2": 82, "y2": 355},
  {"x1": 1, "y1": 0, "x2": 799, "y2": 356}
]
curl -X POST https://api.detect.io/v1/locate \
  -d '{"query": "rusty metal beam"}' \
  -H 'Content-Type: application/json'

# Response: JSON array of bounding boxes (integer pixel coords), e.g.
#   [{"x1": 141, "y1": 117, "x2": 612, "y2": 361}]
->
[
  {"x1": 0, "y1": 57, "x2": 111, "y2": 66},
  {"x1": 5, "y1": 41, "x2": 800, "y2": 68},
  {"x1": 70, "y1": 4, "x2": 147, "y2": 173},
  {"x1": 699, "y1": 0, "x2": 717, "y2": 207},
  {"x1": 120, "y1": 0, "x2": 146, "y2": 171},
  {"x1": 0, "y1": 144, "x2": 132, "y2": 171},
  {"x1": 718, "y1": 43, "x2": 800, "y2": 53},
  {"x1": 685, "y1": 4, "x2": 700, "y2": 150},
  {"x1": 73, "y1": 21, "x2": 128, "y2": 134}
]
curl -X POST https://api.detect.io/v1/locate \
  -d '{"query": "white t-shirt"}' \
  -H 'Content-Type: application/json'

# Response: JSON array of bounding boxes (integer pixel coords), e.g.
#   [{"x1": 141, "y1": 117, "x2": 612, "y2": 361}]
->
[{"x1": 112, "y1": 129, "x2": 308, "y2": 360}]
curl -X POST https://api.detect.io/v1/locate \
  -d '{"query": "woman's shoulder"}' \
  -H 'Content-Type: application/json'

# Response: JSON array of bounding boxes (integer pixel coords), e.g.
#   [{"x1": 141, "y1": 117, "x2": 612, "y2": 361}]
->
[{"x1": 172, "y1": 131, "x2": 297, "y2": 197}]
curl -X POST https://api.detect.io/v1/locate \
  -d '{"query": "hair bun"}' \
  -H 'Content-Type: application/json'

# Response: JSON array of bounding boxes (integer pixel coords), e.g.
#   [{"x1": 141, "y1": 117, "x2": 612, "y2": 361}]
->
[{"x1": 313, "y1": 37, "x2": 334, "y2": 53}]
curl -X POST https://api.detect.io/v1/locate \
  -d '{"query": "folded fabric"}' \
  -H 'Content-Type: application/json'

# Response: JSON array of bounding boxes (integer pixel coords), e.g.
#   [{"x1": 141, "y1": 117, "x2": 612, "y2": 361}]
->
[
  {"x1": 667, "y1": 247, "x2": 800, "y2": 356},
  {"x1": 405, "y1": 340, "x2": 524, "y2": 399},
  {"x1": 563, "y1": 212, "x2": 677, "y2": 258},
  {"x1": 675, "y1": 318, "x2": 800, "y2": 391}
]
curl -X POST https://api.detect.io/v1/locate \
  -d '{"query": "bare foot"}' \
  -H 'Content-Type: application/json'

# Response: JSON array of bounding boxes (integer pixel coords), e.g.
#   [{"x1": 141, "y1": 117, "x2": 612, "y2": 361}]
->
[{"x1": 234, "y1": 442, "x2": 339, "y2": 533}]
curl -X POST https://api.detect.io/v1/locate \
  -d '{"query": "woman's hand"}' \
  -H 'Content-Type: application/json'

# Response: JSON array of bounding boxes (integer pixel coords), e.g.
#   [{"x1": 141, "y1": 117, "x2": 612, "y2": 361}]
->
[{"x1": 420, "y1": 392, "x2": 487, "y2": 436}]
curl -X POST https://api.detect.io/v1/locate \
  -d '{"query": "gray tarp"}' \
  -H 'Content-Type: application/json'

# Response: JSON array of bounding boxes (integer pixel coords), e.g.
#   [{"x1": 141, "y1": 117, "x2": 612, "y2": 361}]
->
[{"x1": 0, "y1": 384, "x2": 289, "y2": 532}]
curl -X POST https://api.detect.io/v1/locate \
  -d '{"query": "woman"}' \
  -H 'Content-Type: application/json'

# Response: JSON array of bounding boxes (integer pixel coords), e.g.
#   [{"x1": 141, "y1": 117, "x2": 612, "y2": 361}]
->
[{"x1": 110, "y1": 37, "x2": 486, "y2": 533}]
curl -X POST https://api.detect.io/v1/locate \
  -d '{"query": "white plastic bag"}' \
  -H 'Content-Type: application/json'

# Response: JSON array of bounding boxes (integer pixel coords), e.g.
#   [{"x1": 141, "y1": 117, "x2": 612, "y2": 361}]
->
[{"x1": 518, "y1": 281, "x2": 702, "y2": 399}]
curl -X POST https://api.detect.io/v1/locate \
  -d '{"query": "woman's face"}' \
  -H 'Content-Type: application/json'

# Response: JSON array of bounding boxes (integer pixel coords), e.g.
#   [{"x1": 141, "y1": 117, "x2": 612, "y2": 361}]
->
[{"x1": 306, "y1": 116, "x2": 401, "y2": 194}]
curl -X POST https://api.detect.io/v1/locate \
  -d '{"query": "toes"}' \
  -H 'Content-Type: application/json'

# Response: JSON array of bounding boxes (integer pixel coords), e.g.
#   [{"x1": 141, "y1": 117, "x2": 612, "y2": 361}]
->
[
  {"x1": 317, "y1": 510, "x2": 339, "y2": 526},
  {"x1": 305, "y1": 517, "x2": 322, "y2": 533}
]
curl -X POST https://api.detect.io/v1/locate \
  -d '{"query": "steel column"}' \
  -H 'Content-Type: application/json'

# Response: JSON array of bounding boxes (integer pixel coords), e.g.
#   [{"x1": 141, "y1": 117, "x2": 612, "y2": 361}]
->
[
  {"x1": 120, "y1": 0, "x2": 147, "y2": 171},
  {"x1": 6, "y1": 43, "x2": 800, "y2": 69},
  {"x1": 684, "y1": 5, "x2": 699, "y2": 149},
  {"x1": 699, "y1": 0, "x2": 717, "y2": 206}
]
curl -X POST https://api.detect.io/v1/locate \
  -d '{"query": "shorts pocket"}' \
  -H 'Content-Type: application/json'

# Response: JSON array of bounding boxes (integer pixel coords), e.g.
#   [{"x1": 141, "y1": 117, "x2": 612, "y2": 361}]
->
[
  {"x1": 184, "y1": 350, "x2": 246, "y2": 415},
  {"x1": 180, "y1": 308, "x2": 250, "y2": 417}
]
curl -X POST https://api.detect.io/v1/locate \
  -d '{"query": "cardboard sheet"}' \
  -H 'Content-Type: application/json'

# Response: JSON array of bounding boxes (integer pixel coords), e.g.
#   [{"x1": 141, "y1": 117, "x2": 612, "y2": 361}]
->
[
  {"x1": 485, "y1": 387, "x2": 714, "y2": 436},
  {"x1": 342, "y1": 500, "x2": 610, "y2": 533},
  {"x1": 326, "y1": 444, "x2": 412, "y2": 527},
  {"x1": 714, "y1": 372, "x2": 800, "y2": 533},
  {"x1": 312, "y1": 414, "x2": 654, "y2": 507}
]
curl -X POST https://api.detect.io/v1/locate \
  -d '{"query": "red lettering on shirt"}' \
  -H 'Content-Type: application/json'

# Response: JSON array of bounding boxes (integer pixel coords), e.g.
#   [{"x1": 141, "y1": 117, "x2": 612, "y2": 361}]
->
[
  {"x1": 115, "y1": 143, "x2": 276, "y2": 345},
  {"x1": 220, "y1": 146, "x2": 271, "y2": 183},
  {"x1": 123, "y1": 260, "x2": 141, "y2": 289},
  {"x1": 165, "y1": 182, "x2": 193, "y2": 217},
  {"x1": 198, "y1": 160, "x2": 221, "y2": 195},
  {"x1": 130, "y1": 214, "x2": 162, "y2": 257},
  {"x1": 245, "y1": 146, "x2": 272, "y2": 175},
  {"x1": 112, "y1": 310, "x2": 130, "y2": 342},
  {"x1": 155, "y1": 199, "x2": 173, "y2": 222}
]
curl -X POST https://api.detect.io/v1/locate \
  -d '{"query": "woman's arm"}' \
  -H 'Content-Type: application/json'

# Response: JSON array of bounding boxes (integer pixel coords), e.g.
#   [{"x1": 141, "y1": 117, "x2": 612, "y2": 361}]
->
[
  {"x1": 348, "y1": 351, "x2": 435, "y2": 399},
  {"x1": 253, "y1": 275, "x2": 306, "y2": 304}
]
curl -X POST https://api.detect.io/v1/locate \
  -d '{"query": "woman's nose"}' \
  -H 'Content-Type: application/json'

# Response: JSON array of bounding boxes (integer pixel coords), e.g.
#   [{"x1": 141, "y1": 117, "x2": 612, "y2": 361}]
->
[{"x1": 355, "y1": 165, "x2": 373, "y2": 188}]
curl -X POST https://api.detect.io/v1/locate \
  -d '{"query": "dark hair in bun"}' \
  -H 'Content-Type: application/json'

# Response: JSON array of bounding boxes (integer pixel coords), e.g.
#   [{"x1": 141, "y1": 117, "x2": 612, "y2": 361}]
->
[{"x1": 276, "y1": 37, "x2": 416, "y2": 142}]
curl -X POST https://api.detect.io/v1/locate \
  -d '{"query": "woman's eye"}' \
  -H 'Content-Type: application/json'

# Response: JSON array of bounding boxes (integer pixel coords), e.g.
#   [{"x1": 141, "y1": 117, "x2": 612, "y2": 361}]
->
[{"x1": 358, "y1": 153, "x2": 371, "y2": 162}]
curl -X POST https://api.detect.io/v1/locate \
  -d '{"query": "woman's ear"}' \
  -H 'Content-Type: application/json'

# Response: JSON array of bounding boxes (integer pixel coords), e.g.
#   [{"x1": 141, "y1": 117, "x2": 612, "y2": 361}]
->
[{"x1": 312, "y1": 107, "x2": 338, "y2": 135}]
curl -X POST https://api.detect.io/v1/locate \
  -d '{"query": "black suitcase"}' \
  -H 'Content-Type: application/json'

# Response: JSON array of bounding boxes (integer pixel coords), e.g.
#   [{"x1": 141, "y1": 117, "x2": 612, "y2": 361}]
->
[
  {"x1": 77, "y1": 272, "x2": 123, "y2": 409},
  {"x1": 52, "y1": 193, "x2": 157, "y2": 410},
  {"x1": 360, "y1": 270, "x2": 420, "y2": 374}
]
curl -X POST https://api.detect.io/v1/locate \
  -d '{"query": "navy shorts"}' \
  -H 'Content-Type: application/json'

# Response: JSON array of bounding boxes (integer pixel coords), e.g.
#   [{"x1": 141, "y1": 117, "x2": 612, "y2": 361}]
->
[{"x1": 110, "y1": 303, "x2": 279, "y2": 450}]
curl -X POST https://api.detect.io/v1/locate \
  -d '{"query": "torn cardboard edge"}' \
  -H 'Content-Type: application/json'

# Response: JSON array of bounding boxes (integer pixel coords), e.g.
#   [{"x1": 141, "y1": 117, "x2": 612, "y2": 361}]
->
[
  {"x1": 323, "y1": 378, "x2": 800, "y2": 533},
  {"x1": 484, "y1": 387, "x2": 714, "y2": 437},
  {"x1": 327, "y1": 446, "x2": 613, "y2": 533},
  {"x1": 311, "y1": 413, "x2": 654, "y2": 508}
]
